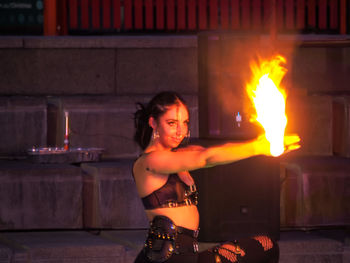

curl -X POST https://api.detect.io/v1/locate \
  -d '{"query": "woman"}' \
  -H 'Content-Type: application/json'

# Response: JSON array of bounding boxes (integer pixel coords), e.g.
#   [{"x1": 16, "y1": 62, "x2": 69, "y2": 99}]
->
[{"x1": 133, "y1": 91, "x2": 299, "y2": 263}]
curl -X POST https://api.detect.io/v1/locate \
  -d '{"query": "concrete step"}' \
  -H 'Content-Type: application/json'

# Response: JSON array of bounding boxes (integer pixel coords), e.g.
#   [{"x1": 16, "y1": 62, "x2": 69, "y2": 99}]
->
[
  {"x1": 279, "y1": 229, "x2": 350, "y2": 263},
  {"x1": 0, "y1": 231, "x2": 126, "y2": 263},
  {"x1": 98, "y1": 230, "x2": 147, "y2": 263},
  {"x1": 0, "y1": 229, "x2": 348, "y2": 263}
]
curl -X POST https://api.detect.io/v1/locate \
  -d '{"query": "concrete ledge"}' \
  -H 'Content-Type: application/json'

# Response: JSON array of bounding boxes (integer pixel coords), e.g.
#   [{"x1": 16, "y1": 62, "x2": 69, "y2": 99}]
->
[
  {"x1": 48, "y1": 95, "x2": 147, "y2": 159},
  {"x1": 2, "y1": 35, "x2": 350, "y2": 49},
  {"x1": 81, "y1": 160, "x2": 149, "y2": 229},
  {"x1": 47, "y1": 95, "x2": 198, "y2": 159},
  {"x1": 0, "y1": 161, "x2": 83, "y2": 230},
  {"x1": 0, "y1": 37, "x2": 23, "y2": 48},
  {"x1": 0, "y1": 94, "x2": 198, "y2": 157},
  {"x1": 0, "y1": 36, "x2": 198, "y2": 49},
  {"x1": 0, "y1": 97, "x2": 47, "y2": 156}
]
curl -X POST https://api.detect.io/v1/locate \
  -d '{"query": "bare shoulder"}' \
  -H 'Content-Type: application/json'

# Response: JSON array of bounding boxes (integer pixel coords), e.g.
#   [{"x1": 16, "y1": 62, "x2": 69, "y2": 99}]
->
[
  {"x1": 132, "y1": 154, "x2": 152, "y2": 191},
  {"x1": 133, "y1": 152, "x2": 166, "y2": 177},
  {"x1": 137, "y1": 151, "x2": 167, "y2": 174},
  {"x1": 134, "y1": 147, "x2": 207, "y2": 175},
  {"x1": 133, "y1": 154, "x2": 148, "y2": 175},
  {"x1": 133, "y1": 153, "x2": 170, "y2": 196}
]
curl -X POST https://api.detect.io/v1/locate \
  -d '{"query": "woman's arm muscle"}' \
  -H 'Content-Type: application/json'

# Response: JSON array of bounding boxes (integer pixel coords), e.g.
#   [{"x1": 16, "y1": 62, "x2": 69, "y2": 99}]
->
[
  {"x1": 144, "y1": 139, "x2": 264, "y2": 174},
  {"x1": 145, "y1": 149, "x2": 207, "y2": 174}
]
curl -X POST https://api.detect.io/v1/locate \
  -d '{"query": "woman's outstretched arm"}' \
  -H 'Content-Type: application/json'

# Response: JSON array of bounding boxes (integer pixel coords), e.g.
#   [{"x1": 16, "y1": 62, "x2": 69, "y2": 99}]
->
[
  {"x1": 142, "y1": 135, "x2": 299, "y2": 175},
  {"x1": 143, "y1": 138, "x2": 260, "y2": 174}
]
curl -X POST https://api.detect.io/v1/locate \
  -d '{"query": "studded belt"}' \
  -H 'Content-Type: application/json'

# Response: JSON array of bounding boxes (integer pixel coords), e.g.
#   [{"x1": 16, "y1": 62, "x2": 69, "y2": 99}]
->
[
  {"x1": 144, "y1": 215, "x2": 200, "y2": 262},
  {"x1": 177, "y1": 225, "x2": 199, "y2": 238}
]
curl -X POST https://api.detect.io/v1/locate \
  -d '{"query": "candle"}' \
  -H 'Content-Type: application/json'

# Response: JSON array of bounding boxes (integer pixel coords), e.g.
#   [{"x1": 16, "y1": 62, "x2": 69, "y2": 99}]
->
[
  {"x1": 64, "y1": 111, "x2": 69, "y2": 150},
  {"x1": 65, "y1": 111, "x2": 69, "y2": 135}
]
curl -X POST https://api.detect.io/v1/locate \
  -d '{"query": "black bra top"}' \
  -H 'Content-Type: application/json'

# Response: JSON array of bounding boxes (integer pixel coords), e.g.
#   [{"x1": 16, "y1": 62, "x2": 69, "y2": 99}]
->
[{"x1": 141, "y1": 173, "x2": 198, "y2": 210}]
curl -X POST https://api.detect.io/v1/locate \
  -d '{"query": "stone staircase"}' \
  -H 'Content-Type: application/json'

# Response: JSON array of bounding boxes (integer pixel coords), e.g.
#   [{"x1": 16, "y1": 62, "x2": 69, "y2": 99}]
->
[
  {"x1": 0, "y1": 157, "x2": 349, "y2": 262},
  {"x1": 0, "y1": 228, "x2": 349, "y2": 263}
]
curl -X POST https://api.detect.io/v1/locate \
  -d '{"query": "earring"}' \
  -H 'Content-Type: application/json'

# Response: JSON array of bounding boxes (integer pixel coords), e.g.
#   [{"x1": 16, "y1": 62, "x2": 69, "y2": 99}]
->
[
  {"x1": 186, "y1": 130, "x2": 191, "y2": 138},
  {"x1": 152, "y1": 130, "x2": 160, "y2": 140}
]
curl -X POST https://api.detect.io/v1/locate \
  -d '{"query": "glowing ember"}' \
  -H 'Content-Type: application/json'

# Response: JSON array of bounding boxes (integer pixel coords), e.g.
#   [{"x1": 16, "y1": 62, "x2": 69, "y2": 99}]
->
[{"x1": 246, "y1": 55, "x2": 290, "y2": 157}]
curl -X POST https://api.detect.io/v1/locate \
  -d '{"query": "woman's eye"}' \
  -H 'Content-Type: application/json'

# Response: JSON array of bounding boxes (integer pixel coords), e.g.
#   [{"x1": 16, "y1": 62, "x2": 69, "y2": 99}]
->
[{"x1": 168, "y1": 122, "x2": 175, "y2": 126}]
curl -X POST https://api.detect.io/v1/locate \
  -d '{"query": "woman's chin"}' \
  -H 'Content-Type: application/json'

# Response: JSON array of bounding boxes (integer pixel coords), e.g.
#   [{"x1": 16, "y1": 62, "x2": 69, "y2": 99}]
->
[{"x1": 170, "y1": 141, "x2": 181, "y2": 148}]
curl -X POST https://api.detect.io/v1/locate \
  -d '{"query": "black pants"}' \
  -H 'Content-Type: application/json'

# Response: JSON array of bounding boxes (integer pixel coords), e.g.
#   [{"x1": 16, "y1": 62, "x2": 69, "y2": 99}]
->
[{"x1": 134, "y1": 216, "x2": 279, "y2": 263}]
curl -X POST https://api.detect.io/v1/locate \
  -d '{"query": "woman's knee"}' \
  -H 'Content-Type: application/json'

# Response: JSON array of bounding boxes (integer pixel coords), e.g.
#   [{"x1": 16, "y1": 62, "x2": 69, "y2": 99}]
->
[
  {"x1": 252, "y1": 235, "x2": 279, "y2": 263},
  {"x1": 210, "y1": 236, "x2": 279, "y2": 263}
]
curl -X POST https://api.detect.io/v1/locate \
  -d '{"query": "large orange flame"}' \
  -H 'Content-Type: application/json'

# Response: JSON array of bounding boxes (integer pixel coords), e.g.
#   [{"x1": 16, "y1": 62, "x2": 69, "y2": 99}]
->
[{"x1": 246, "y1": 55, "x2": 290, "y2": 157}]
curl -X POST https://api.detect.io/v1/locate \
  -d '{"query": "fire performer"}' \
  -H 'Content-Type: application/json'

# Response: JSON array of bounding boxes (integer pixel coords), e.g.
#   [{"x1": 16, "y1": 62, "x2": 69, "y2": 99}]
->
[{"x1": 133, "y1": 91, "x2": 299, "y2": 263}]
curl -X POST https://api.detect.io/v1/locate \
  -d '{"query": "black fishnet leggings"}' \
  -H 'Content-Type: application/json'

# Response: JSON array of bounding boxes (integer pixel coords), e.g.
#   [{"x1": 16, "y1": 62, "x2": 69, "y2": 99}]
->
[{"x1": 134, "y1": 234, "x2": 279, "y2": 263}]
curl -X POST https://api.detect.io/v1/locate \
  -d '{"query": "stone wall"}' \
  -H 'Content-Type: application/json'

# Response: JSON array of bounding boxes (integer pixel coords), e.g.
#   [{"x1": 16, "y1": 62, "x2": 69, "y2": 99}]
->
[
  {"x1": 0, "y1": 161, "x2": 82, "y2": 230},
  {"x1": 197, "y1": 34, "x2": 350, "y2": 156},
  {"x1": 280, "y1": 156, "x2": 350, "y2": 228},
  {"x1": 1, "y1": 35, "x2": 350, "y2": 158},
  {"x1": 0, "y1": 36, "x2": 198, "y2": 96},
  {"x1": 46, "y1": 95, "x2": 198, "y2": 159},
  {"x1": 1, "y1": 35, "x2": 350, "y2": 231},
  {"x1": 0, "y1": 97, "x2": 47, "y2": 156},
  {"x1": 0, "y1": 36, "x2": 198, "y2": 158},
  {"x1": 0, "y1": 36, "x2": 199, "y2": 231},
  {"x1": 81, "y1": 160, "x2": 148, "y2": 229}
]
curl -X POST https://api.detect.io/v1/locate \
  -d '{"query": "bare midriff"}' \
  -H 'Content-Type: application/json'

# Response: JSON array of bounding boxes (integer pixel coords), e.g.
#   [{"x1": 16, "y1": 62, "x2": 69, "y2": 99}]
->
[{"x1": 145, "y1": 205, "x2": 199, "y2": 230}]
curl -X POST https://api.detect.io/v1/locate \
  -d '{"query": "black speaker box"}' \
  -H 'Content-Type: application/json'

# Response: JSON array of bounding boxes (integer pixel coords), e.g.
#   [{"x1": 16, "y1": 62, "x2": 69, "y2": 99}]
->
[
  {"x1": 198, "y1": 33, "x2": 273, "y2": 140},
  {"x1": 196, "y1": 33, "x2": 283, "y2": 242},
  {"x1": 191, "y1": 154, "x2": 280, "y2": 242}
]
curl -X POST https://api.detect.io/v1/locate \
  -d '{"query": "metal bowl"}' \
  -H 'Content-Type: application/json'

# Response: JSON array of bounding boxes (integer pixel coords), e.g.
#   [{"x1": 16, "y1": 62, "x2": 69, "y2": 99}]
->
[{"x1": 27, "y1": 147, "x2": 104, "y2": 164}]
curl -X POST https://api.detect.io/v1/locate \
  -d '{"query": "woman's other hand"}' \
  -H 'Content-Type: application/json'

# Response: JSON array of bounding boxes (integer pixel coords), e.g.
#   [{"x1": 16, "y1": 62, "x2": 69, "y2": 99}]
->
[
  {"x1": 283, "y1": 134, "x2": 301, "y2": 153},
  {"x1": 178, "y1": 170, "x2": 195, "y2": 186}
]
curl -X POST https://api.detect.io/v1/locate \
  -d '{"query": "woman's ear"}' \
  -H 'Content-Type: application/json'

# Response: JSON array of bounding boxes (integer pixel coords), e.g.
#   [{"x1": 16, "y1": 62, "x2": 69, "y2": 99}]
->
[{"x1": 148, "y1": 116, "x2": 157, "y2": 130}]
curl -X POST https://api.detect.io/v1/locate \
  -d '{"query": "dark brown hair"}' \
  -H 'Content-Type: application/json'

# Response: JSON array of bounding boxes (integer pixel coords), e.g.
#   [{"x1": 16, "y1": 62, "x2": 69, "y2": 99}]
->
[{"x1": 133, "y1": 91, "x2": 188, "y2": 150}]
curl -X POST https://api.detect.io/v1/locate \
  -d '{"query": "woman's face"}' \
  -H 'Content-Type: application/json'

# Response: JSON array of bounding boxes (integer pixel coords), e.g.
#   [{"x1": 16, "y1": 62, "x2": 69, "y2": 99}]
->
[{"x1": 155, "y1": 103, "x2": 189, "y2": 149}]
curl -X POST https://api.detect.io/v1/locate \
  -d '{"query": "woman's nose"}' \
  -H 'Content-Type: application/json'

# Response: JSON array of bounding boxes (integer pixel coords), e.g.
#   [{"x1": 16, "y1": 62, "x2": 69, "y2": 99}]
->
[
  {"x1": 176, "y1": 124, "x2": 182, "y2": 135},
  {"x1": 176, "y1": 124, "x2": 187, "y2": 136}
]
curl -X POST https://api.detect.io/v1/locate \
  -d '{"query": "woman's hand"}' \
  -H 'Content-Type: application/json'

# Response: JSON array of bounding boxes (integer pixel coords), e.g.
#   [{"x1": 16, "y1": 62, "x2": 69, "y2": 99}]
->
[{"x1": 255, "y1": 134, "x2": 301, "y2": 156}]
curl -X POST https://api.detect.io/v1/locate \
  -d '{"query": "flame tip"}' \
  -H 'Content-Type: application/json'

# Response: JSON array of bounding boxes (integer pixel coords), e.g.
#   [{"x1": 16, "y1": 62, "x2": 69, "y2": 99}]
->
[{"x1": 246, "y1": 54, "x2": 291, "y2": 156}]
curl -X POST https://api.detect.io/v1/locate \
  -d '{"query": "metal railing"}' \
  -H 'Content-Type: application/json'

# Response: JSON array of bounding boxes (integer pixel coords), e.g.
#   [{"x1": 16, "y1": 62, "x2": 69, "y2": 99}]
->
[{"x1": 44, "y1": 0, "x2": 348, "y2": 35}]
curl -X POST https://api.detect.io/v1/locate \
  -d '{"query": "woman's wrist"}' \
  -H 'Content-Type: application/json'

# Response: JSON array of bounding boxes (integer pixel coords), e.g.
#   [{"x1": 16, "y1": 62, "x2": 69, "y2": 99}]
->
[
  {"x1": 252, "y1": 139, "x2": 261, "y2": 156},
  {"x1": 253, "y1": 135, "x2": 270, "y2": 156}
]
